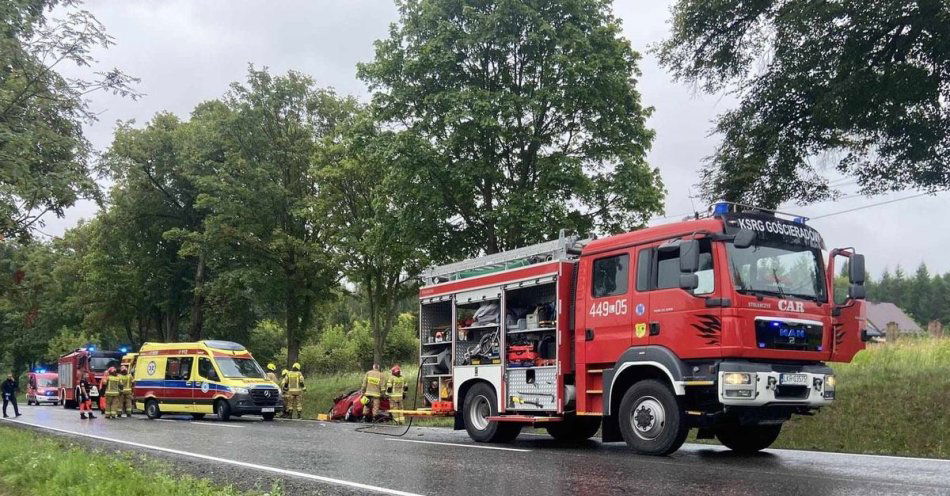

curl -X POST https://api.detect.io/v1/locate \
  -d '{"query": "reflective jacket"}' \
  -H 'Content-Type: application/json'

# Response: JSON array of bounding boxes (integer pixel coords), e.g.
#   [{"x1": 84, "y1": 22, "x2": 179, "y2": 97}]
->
[
  {"x1": 385, "y1": 375, "x2": 408, "y2": 400},
  {"x1": 265, "y1": 372, "x2": 279, "y2": 385},
  {"x1": 361, "y1": 370, "x2": 385, "y2": 398},
  {"x1": 118, "y1": 374, "x2": 132, "y2": 395},
  {"x1": 282, "y1": 371, "x2": 305, "y2": 393},
  {"x1": 104, "y1": 375, "x2": 121, "y2": 396}
]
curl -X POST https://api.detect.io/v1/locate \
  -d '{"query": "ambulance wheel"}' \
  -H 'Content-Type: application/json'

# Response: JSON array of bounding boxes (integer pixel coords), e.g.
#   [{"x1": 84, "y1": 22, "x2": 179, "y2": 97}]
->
[
  {"x1": 463, "y1": 383, "x2": 521, "y2": 443},
  {"x1": 145, "y1": 399, "x2": 162, "y2": 419},
  {"x1": 546, "y1": 415, "x2": 601, "y2": 442},
  {"x1": 617, "y1": 379, "x2": 688, "y2": 456},
  {"x1": 262, "y1": 412, "x2": 275, "y2": 421},
  {"x1": 214, "y1": 399, "x2": 232, "y2": 421},
  {"x1": 191, "y1": 413, "x2": 205, "y2": 420},
  {"x1": 715, "y1": 424, "x2": 782, "y2": 454}
]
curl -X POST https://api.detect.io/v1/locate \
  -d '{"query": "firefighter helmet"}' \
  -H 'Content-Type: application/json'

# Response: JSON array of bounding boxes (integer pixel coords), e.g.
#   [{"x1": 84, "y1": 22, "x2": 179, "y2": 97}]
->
[
  {"x1": 267, "y1": 363, "x2": 276, "y2": 371},
  {"x1": 292, "y1": 362, "x2": 301, "y2": 371},
  {"x1": 390, "y1": 365, "x2": 401, "y2": 376}
]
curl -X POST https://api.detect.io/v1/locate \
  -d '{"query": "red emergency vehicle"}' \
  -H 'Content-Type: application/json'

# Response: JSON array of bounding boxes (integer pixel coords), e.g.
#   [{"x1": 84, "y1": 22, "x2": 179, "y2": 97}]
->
[
  {"x1": 417, "y1": 203, "x2": 867, "y2": 455},
  {"x1": 26, "y1": 371, "x2": 59, "y2": 405},
  {"x1": 58, "y1": 348, "x2": 123, "y2": 409}
]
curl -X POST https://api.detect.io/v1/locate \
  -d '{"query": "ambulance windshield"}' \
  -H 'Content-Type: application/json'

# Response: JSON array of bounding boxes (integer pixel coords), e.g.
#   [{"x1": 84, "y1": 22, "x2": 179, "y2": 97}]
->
[
  {"x1": 726, "y1": 241, "x2": 826, "y2": 302},
  {"x1": 215, "y1": 357, "x2": 265, "y2": 379}
]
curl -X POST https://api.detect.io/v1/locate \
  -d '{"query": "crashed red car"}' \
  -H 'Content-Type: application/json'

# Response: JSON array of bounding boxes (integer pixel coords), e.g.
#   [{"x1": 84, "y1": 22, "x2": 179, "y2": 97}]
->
[{"x1": 329, "y1": 390, "x2": 392, "y2": 422}]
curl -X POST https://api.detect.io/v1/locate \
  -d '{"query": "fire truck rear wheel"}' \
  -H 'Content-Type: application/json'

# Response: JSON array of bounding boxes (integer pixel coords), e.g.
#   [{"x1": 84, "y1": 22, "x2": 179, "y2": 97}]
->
[
  {"x1": 145, "y1": 399, "x2": 162, "y2": 419},
  {"x1": 617, "y1": 379, "x2": 688, "y2": 456},
  {"x1": 715, "y1": 424, "x2": 782, "y2": 454},
  {"x1": 463, "y1": 383, "x2": 521, "y2": 443},
  {"x1": 545, "y1": 415, "x2": 601, "y2": 442}
]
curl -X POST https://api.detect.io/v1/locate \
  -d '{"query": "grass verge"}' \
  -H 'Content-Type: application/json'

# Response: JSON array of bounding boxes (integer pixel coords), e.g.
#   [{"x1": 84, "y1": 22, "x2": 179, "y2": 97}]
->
[{"x1": 0, "y1": 425, "x2": 278, "y2": 496}]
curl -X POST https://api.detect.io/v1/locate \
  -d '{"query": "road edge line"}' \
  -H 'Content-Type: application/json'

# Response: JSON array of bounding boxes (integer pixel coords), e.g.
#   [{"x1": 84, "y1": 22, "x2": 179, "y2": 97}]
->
[{"x1": 3, "y1": 418, "x2": 425, "y2": 496}]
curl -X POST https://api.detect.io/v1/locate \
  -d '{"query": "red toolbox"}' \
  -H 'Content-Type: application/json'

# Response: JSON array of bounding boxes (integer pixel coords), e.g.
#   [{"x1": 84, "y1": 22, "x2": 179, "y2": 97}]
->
[{"x1": 507, "y1": 345, "x2": 538, "y2": 364}]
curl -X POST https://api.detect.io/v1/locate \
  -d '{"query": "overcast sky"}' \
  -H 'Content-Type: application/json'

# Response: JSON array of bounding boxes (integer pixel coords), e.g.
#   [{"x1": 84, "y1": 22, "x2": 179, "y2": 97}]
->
[{"x1": 45, "y1": 0, "x2": 950, "y2": 276}]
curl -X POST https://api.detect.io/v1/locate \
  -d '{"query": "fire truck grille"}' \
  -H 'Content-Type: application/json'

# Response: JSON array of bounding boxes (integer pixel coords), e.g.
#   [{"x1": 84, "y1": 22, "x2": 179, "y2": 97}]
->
[
  {"x1": 249, "y1": 388, "x2": 279, "y2": 406},
  {"x1": 775, "y1": 385, "x2": 809, "y2": 399}
]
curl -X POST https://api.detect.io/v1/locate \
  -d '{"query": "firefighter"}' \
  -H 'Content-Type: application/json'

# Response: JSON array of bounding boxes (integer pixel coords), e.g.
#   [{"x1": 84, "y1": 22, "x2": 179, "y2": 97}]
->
[
  {"x1": 77, "y1": 375, "x2": 96, "y2": 419},
  {"x1": 118, "y1": 365, "x2": 133, "y2": 417},
  {"x1": 265, "y1": 363, "x2": 279, "y2": 385},
  {"x1": 360, "y1": 363, "x2": 384, "y2": 422},
  {"x1": 279, "y1": 368, "x2": 290, "y2": 418},
  {"x1": 385, "y1": 365, "x2": 408, "y2": 424},
  {"x1": 281, "y1": 363, "x2": 305, "y2": 419},
  {"x1": 103, "y1": 367, "x2": 121, "y2": 419}
]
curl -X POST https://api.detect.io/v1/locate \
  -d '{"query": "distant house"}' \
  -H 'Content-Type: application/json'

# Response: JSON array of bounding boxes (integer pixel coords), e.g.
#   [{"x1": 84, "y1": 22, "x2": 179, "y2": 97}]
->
[{"x1": 864, "y1": 302, "x2": 923, "y2": 338}]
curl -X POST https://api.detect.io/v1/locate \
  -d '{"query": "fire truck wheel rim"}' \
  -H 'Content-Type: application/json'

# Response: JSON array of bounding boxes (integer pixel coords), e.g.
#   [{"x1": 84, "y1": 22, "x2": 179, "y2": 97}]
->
[
  {"x1": 631, "y1": 396, "x2": 665, "y2": 441},
  {"x1": 470, "y1": 394, "x2": 491, "y2": 431}
]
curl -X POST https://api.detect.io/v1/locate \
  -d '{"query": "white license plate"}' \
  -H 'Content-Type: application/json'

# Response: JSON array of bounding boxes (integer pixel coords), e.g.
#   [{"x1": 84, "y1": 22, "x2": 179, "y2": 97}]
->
[
  {"x1": 261, "y1": 407, "x2": 275, "y2": 413},
  {"x1": 780, "y1": 373, "x2": 808, "y2": 385}
]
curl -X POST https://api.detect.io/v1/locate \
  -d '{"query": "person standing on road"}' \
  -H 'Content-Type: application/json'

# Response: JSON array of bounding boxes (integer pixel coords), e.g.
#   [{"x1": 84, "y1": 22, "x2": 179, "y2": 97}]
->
[
  {"x1": 281, "y1": 363, "x2": 305, "y2": 419},
  {"x1": 385, "y1": 365, "x2": 408, "y2": 424},
  {"x1": 103, "y1": 367, "x2": 121, "y2": 419},
  {"x1": 117, "y1": 366, "x2": 133, "y2": 417},
  {"x1": 2, "y1": 373, "x2": 21, "y2": 418},
  {"x1": 360, "y1": 364, "x2": 385, "y2": 422},
  {"x1": 265, "y1": 363, "x2": 279, "y2": 385},
  {"x1": 77, "y1": 375, "x2": 96, "y2": 419}
]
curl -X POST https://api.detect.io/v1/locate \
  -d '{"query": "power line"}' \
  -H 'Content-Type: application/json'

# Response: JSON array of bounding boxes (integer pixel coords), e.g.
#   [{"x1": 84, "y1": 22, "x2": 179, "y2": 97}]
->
[{"x1": 809, "y1": 191, "x2": 946, "y2": 220}]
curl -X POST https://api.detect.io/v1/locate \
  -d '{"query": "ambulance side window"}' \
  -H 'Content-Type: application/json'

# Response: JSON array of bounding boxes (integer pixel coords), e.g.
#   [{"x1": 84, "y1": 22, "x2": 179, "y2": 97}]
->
[
  {"x1": 198, "y1": 358, "x2": 219, "y2": 382},
  {"x1": 165, "y1": 357, "x2": 193, "y2": 381}
]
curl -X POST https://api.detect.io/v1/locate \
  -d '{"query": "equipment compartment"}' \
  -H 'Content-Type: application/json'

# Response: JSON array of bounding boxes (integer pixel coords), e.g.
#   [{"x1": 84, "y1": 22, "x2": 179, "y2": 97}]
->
[
  {"x1": 507, "y1": 366, "x2": 557, "y2": 411},
  {"x1": 420, "y1": 298, "x2": 454, "y2": 405}
]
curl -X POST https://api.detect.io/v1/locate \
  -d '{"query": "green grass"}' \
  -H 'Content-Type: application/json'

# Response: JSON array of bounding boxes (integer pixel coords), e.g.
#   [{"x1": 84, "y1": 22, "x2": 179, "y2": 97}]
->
[
  {"x1": 768, "y1": 336, "x2": 949, "y2": 458},
  {"x1": 0, "y1": 426, "x2": 280, "y2": 496}
]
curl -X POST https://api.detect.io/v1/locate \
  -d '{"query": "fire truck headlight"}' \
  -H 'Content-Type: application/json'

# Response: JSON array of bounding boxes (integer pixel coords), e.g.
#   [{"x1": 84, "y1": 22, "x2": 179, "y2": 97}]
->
[
  {"x1": 723, "y1": 372, "x2": 751, "y2": 385},
  {"x1": 825, "y1": 375, "x2": 836, "y2": 390}
]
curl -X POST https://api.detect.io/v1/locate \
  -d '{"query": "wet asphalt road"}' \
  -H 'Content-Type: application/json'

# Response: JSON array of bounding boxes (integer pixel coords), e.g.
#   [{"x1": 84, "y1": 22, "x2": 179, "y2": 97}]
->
[{"x1": 4, "y1": 405, "x2": 949, "y2": 496}]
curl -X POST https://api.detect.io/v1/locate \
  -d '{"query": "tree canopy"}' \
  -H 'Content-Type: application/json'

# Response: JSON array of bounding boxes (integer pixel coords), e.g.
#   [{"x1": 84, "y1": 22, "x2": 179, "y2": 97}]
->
[
  {"x1": 360, "y1": 0, "x2": 664, "y2": 254},
  {"x1": 658, "y1": 0, "x2": 950, "y2": 208}
]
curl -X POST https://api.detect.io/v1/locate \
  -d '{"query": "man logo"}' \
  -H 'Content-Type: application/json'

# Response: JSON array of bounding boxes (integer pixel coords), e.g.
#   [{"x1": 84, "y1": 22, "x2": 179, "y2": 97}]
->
[{"x1": 778, "y1": 300, "x2": 805, "y2": 312}]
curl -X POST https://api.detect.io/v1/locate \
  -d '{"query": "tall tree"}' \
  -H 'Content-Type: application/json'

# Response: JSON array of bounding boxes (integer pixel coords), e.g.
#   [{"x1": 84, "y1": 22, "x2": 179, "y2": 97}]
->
[
  {"x1": 191, "y1": 67, "x2": 340, "y2": 366},
  {"x1": 314, "y1": 110, "x2": 439, "y2": 365},
  {"x1": 359, "y1": 0, "x2": 664, "y2": 255},
  {"x1": 658, "y1": 0, "x2": 950, "y2": 208},
  {"x1": 0, "y1": 0, "x2": 139, "y2": 240}
]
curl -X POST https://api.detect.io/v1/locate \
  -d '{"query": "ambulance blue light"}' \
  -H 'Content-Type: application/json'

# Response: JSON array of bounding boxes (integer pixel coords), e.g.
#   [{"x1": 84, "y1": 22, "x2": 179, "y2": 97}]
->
[
  {"x1": 119, "y1": 346, "x2": 129, "y2": 353},
  {"x1": 793, "y1": 216, "x2": 808, "y2": 224},
  {"x1": 713, "y1": 202, "x2": 730, "y2": 216}
]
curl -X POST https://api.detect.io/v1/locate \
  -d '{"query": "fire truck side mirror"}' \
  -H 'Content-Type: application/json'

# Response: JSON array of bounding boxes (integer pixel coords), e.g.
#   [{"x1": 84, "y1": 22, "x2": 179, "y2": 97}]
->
[
  {"x1": 679, "y1": 240, "x2": 700, "y2": 273},
  {"x1": 679, "y1": 273, "x2": 699, "y2": 291},
  {"x1": 848, "y1": 284, "x2": 866, "y2": 300},
  {"x1": 848, "y1": 254, "x2": 866, "y2": 285},
  {"x1": 733, "y1": 229, "x2": 756, "y2": 249}
]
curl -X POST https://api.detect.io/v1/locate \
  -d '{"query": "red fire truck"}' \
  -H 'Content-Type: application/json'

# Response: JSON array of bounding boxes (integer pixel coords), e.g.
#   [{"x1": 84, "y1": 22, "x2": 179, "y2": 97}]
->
[
  {"x1": 58, "y1": 347, "x2": 124, "y2": 409},
  {"x1": 416, "y1": 203, "x2": 867, "y2": 455}
]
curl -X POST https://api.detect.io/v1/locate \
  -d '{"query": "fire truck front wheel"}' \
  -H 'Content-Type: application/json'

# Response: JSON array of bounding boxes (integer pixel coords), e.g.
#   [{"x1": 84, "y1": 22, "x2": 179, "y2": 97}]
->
[
  {"x1": 715, "y1": 424, "x2": 782, "y2": 454},
  {"x1": 617, "y1": 379, "x2": 689, "y2": 456},
  {"x1": 463, "y1": 383, "x2": 521, "y2": 443}
]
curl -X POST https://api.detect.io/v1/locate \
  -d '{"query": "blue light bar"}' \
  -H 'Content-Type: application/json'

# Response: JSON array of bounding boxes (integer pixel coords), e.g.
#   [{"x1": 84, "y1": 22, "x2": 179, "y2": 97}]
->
[
  {"x1": 793, "y1": 216, "x2": 808, "y2": 224},
  {"x1": 119, "y1": 347, "x2": 129, "y2": 353},
  {"x1": 713, "y1": 202, "x2": 730, "y2": 216}
]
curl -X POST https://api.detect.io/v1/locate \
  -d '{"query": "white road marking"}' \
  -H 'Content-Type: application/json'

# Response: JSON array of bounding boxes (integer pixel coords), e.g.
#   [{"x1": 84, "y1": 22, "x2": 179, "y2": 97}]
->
[
  {"x1": 387, "y1": 438, "x2": 531, "y2": 452},
  {"x1": 4, "y1": 418, "x2": 424, "y2": 496}
]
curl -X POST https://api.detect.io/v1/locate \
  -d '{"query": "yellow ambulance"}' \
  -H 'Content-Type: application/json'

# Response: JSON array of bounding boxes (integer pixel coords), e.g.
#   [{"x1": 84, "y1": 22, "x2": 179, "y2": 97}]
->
[{"x1": 132, "y1": 340, "x2": 283, "y2": 421}]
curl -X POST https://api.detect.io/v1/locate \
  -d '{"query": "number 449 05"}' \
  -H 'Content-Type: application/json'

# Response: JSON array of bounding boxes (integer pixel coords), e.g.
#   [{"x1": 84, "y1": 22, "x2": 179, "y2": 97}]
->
[{"x1": 589, "y1": 299, "x2": 628, "y2": 317}]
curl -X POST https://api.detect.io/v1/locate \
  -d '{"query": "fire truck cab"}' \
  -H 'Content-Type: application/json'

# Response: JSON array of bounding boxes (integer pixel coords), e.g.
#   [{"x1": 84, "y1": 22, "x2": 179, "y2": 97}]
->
[
  {"x1": 417, "y1": 203, "x2": 868, "y2": 455},
  {"x1": 26, "y1": 371, "x2": 59, "y2": 405}
]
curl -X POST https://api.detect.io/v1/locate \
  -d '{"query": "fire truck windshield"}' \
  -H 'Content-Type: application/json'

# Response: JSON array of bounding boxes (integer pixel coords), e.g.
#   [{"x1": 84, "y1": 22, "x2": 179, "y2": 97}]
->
[
  {"x1": 37, "y1": 377, "x2": 57, "y2": 387},
  {"x1": 726, "y1": 241, "x2": 826, "y2": 302},
  {"x1": 90, "y1": 357, "x2": 120, "y2": 372},
  {"x1": 215, "y1": 357, "x2": 265, "y2": 379}
]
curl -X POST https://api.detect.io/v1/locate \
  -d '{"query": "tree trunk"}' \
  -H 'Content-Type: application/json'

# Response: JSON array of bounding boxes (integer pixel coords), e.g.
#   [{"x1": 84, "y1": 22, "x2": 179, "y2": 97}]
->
[
  {"x1": 285, "y1": 288, "x2": 300, "y2": 368},
  {"x1": 123, "y1": 321, "x2": 136, "y2": 349},
  {"x1": 188, "y1": 254, "x2": 206, "y2": 341}
]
